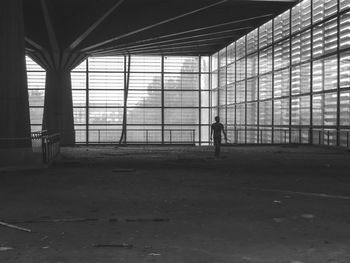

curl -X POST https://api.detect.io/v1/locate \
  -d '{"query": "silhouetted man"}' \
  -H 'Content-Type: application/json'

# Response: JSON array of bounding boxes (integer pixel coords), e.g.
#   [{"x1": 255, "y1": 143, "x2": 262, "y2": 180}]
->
[{"x1": 211, "y1": 116, "x2": 227, "y2": 158}]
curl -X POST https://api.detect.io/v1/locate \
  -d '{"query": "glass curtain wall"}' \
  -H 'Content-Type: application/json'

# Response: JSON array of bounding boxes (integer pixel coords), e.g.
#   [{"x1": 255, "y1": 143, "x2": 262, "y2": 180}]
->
[
  {"x1": 71, "y1": 55, "x2": 210, "y2": 144},
  {"x1": 212, "y1": 0, "x2": 350, "y2": 147}
]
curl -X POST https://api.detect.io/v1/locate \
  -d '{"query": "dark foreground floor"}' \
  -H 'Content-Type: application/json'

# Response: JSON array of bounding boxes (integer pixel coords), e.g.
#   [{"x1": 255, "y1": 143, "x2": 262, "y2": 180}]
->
[{"x1": 0, "y1": 145, "x2": 350, "y2": 263}]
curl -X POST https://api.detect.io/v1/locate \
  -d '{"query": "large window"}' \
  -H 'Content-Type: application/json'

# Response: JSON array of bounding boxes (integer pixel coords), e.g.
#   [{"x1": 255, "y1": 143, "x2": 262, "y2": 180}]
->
[
  {"x1": 212, "y1": 0, "x2": 350, "y2": 147},
  {"x1": 71, "y1": 55, "x2": 210, "y2": 144}
]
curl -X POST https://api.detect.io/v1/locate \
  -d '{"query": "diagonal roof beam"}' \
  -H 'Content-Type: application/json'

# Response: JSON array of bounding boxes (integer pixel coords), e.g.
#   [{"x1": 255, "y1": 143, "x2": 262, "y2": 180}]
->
[
  {"x1": 142, "y1": 13, "x2": 272, "y2": 41},
  {"x1": 90, "y1": 26, "x2": 251, "y2": 54},
  {"x1": 94, "y1": 42, "x2": 223, "y2": 56},
  {"x1": 69, "y1": 0, "x2": 125, "y2": 50},
  {"x1": 90, "y1": 34, "x2": 238, "y2": 54},
  {"x1": 93, "y1": 40, "x2": 226, "y2": 55},
  {"x1": 81, "y1": 0, "x2": 228, "y2": 52},
  {"x1": 91, "y1": 35, "x2": 233, "y2": 55},
  {"x1": 86, "y1": 13, "x2": 271, "y2": 53},
  {"x1": 100, "y1": 49, "x2": 212, "y2": 56},
  {"x1": 105, "y1": 45, "x2": 217, "y2": 56},
  {"x1": 25, "y1": 37, "x2": 44, "y2": 51},
  {"x1": 94, "y1": 44, "x2": 214, "y2": 56}
]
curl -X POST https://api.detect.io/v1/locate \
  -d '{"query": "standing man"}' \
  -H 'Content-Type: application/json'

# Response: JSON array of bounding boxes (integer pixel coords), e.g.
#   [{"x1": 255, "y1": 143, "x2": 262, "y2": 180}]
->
[{"x1": 211, "y1": 116, "x2": 227, "y2": 158}]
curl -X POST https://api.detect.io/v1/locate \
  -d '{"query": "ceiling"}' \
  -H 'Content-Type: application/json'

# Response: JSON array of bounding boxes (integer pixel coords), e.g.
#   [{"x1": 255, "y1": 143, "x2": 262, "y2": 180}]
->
[{"x1": 23, "y1": 0, "x2": 298, "y2": 57}]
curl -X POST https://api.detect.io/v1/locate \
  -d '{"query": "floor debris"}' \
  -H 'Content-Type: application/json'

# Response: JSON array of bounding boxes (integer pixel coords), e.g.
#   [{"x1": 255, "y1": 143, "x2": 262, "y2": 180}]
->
[
  {"x1": 125, "y1": 218, "x2": 170, "y2": 222},
  {"x1": 300, "y1": 214, "x2": 315, "y2": 219},
  {"x1": 0, "y1": 246, "x2": 14, "y2": 252},
  {"x1": 148, "y1": 253, "x2": 161, "y2": 256},
  {"x1": 245, "y1": 187, "x2": 350, "y2": 200},
  {"x1": 112, "y1": 168, "x2": 136, "y2": 173},
  {"x1": 273, "y1": 217, "x2": 285, "y2": 223},
  {"x1": 0, "y1": 220, "x2": 32, "y2": 233},
  {"x1": 93, "y1": 243, "x2": 133, "y2": 249},
  {"x1": 8, "y1": 217, "x2": 170, "y2": 224},
  {"x1": 9, "y1": 218, "x2": 98, "y2": 224}
]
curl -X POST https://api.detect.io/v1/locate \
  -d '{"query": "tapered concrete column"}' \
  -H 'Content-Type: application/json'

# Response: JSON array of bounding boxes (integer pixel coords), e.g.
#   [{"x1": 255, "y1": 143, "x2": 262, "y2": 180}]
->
[
  {"x1": 43, "y1": 69, "x2": 75, "y2": 146},
  {"x1": 0, "y1": 0, "x2": 31, "y2": 148}
]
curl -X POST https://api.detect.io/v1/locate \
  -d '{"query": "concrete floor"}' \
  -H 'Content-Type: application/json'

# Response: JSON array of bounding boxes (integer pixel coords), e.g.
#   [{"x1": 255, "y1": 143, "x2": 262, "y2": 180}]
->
[{"x1": 0, "y1": 145, "x2": 350, "y2": 263}]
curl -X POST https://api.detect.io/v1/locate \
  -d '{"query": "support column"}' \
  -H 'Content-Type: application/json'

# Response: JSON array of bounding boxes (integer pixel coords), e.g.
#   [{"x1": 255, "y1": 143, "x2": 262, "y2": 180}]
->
[
  {"x1": 0, "y1": 0, "x2": 31, "y2": 148},
  {"x1": 43, "y1": 69, "x2": 75, "y2": 146}
]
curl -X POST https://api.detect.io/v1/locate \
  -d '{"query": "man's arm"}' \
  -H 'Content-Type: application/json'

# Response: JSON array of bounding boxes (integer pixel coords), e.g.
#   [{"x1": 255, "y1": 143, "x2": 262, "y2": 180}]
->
[
  {"x1": 210, "y1": 125, "x2": 213, "y2": 140},
  {"x1": 222, "y1": 124, "x2": 227, "y2": 142}
]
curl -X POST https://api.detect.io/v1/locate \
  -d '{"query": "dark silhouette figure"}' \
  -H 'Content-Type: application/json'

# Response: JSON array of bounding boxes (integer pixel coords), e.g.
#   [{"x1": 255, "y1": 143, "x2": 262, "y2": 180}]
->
[{"x1": 211, "y1": 116, "x2": 227, "y2": 158}]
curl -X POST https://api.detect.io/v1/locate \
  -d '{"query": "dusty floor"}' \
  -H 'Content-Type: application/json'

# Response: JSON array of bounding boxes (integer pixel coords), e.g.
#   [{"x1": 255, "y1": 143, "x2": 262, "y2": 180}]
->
[{"x1": 0, "y1": 145, "x2": 350, "y2": 263}]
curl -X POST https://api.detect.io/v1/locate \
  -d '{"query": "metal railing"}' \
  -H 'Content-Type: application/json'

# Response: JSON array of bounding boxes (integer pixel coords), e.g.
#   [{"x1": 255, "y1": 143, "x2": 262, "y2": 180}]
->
[
  {"x1": 225, "y1": 127, "x2": 350, "y2": 148},
  {"x1": 0, "y1": 130, "x2": 60, "y2": 164},
  {"x1": 30, "y1": 130, "x2": 60, "y2": 163},
  {"x1": 31, "y1": 130, "x2": 48, "y2": 152},
  {"x1": 76, "y1": 128, "x2": 196, "y2": 145},
  {"x1": 228, "y1": 128, "x2": 291, "y2": 144},
  {"x1": 41, "y1": 133, "x2": 60, "y2": 163},
  {"x1": 312, "y1": 129, "x2": 338, "y2": 147}
]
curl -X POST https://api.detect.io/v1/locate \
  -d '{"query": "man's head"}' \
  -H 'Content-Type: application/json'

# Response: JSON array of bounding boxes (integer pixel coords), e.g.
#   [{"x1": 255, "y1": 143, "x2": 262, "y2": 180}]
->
[{"x1": 215, "y1": 116, "x2": 220, "y2": 123}]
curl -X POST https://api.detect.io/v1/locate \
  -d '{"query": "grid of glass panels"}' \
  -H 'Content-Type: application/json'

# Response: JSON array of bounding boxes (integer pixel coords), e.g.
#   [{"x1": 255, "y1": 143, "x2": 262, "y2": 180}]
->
[
  {"x1": 212, "y1": 0, "x2": 350, "y2": 147},
  {"x1": 26, "y1": 56, "x2": 46, "y2": 132},
  {"x1": 71, "y1": 55, "x2": 210, "y2": 144}
]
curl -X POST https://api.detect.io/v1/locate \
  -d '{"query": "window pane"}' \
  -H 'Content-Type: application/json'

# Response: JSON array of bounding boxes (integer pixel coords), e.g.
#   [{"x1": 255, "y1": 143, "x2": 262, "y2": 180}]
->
[
  {"x1": 72, "y1": 90, "x2": 86, "y2": 107},
  {"x1": 164, "y1": 56, "x2": 199, "y2": 72},
  {"x1": 89, "y1": 108, "x2": 123, "y2": 125},
  {"x1": 127, "y1": 108, "x2": 162, "y2": 124},
  {"x1": 89, "y1": 90, "x2": 124, "y2": 107},
  {"x1": 274, "y1": 98, "x2": 289, "y2": 126},
  {"x1": 340, "y1": 12, "x2": 350, "y2": 50},
  {"x1": 227, "y1": 43, "x2": 236, "y2": 64},
  {"x1": 292, "y1": 95, "x2": 310, "y2": 126},
  {"x1": 129, "y1": 73, "x2": 161, "y2": 90},
  {"x1": 88, "y1": 57, "x2": 124, "y2": 72},
  {"x1": 164, "y1": 91, "x2": 199, "y2": 107},
  {"x1": 130, "y1": 56, "x2": 161, "y2": 72},
  {"x1": 340, "y1": 52, "x2": 350, "y2": 88},
  {"x1": 340, "y1": 91, "x2": 350, "y2": 126},
  {"x1": 89, "y1": 73, "x2": 124, "y2": 89},
  {"x1": 127, "y1": 90, "x2": 161, "y2": 107},
  {"x1": 274, "y1": 10, "x2": 290, "y2": 42},
  {"x1": 259, "y1": 100, "x2": 272, "y2": 126},
  {"x1": 164, "y1": 109, "x2": 199, "y2": 124},
  {"x1": 291, "y1": 0, "x2": 311, "y2": 34},
  {"x1": 164, "y1": 74, "x2": 199, "y2": 90}
]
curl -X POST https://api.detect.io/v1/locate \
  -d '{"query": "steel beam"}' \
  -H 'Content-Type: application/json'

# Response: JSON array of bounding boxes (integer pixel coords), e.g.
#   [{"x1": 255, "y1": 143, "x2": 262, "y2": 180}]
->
[
  {"x1": 81, "y1": 0, "x2": 228, "y2": 52},
  {"x1": 69, "y1": 0, "x2": 125, "y2": 50}
]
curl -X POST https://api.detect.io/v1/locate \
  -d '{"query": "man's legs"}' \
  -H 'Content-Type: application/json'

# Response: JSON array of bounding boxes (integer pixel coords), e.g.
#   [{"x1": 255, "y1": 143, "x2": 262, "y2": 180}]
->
[{"x1": 214, "y1": 137, "x2": 221, "y2": 158}]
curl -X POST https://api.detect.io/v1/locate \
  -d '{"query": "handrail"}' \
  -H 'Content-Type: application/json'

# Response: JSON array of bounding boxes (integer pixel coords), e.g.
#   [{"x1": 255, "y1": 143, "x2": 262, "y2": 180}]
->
[
  {"x1": 31, "y1": 130, "x2": 48, "y2": 140},
  {"x1": 0, "y1": 130, "x2": 60, "y2": 164},
  {"x1": 76, "y1": 128, "x2": 196, "y2": 144},
  {"x1": 224, "y1": 127, "x2": 350, "y2": 147},
  {"x1": 42, "y1": 133, "x2": 60, "y2": 163}
]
